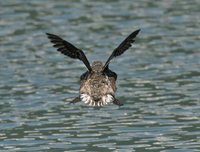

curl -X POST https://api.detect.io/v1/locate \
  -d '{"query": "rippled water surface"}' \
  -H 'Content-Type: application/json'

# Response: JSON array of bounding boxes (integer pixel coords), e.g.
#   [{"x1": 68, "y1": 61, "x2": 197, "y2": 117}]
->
[{"x1": 1, "y1": 0, "x2": 200, "y2": 151}]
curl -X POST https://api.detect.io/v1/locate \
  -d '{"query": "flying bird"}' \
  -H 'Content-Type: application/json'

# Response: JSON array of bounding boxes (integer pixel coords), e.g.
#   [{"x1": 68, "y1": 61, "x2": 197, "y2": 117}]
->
[{"x1": 46, "y1": 29, "x2": 140, "y2": 107}]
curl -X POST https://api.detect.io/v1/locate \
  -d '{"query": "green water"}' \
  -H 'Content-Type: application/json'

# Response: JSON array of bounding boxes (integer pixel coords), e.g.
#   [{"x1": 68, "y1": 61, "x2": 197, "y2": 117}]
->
[{"x1": 0, "y1": 0, "x2": 200, "y2": 151}]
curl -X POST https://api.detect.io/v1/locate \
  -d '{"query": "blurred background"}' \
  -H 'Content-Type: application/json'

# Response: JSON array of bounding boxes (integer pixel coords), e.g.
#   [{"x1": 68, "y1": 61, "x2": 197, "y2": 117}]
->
[{"x1": 0, "y1": 0, "x2": 200, "y2": 151}]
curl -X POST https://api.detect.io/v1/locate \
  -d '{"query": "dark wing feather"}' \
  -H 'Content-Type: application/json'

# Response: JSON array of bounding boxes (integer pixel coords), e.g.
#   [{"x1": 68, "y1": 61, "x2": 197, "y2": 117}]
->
[
  {"x1": 103, "y1": 29, "x2": 140, "y2": 70},
  {"x1": 46, "y1": 33, "x2": 92, "y2": 71},
  {"x1": 104, "y1": 65, "x2": 117, "y2": 80}
]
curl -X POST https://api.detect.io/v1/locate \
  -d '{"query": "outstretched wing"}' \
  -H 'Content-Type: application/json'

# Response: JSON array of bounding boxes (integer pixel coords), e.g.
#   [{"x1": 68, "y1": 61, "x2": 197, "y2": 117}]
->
[
  {"x1": 103, "y1": 29, "x2": 140, "y2": 70},
  {"x1": 46, "y1": 33, "x2": 92, "y2": 71}
]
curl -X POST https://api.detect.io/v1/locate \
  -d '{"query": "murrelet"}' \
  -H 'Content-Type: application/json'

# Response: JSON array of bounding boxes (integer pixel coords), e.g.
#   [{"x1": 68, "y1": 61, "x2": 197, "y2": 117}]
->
[{"x1": 46, "y1": 29, "x2": 140, "y2": 107}]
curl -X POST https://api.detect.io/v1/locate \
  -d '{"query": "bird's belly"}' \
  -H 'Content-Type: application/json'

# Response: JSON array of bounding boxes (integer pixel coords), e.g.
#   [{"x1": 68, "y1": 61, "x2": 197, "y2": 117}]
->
[
  {"x1": 79, "y1": 75, "x2": 116, "y2": 106},
  {"x1": 80, "y1": 93, "x2": 113, "y2": 106}
]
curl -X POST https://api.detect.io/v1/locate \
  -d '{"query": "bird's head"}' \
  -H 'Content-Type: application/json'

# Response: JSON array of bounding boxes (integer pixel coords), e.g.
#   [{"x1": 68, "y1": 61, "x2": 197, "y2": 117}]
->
[{"x1": 91, "y1": 61, "x2": 104, "y2": 73}]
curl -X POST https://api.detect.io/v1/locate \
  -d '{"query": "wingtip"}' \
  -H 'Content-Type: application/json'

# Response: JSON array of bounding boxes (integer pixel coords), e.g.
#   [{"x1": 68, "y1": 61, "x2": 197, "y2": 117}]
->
[
  {"x1": 46, "y1": 33, "x2": 52, "y2": 38},
  {"x1": 46, "y1": 33, "x2": 60, "y2": 39},
  {"x1": 135, "y1": 29, "x2": 141, "y2": 34},
  {"x1": 46, "y1": 32, "x2": 53, "y2": 36}
]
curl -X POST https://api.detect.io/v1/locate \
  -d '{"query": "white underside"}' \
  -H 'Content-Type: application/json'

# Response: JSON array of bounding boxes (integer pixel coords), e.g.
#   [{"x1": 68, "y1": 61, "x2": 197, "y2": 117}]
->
[{"x1": 80, "y1": 94, "x2": 113, "y2": 106}]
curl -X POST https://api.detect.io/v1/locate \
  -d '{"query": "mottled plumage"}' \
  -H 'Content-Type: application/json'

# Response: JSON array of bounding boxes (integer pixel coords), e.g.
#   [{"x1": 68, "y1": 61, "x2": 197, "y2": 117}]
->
[{"x1": 46, "y1": 29, "x2": 140, "y2": 107}]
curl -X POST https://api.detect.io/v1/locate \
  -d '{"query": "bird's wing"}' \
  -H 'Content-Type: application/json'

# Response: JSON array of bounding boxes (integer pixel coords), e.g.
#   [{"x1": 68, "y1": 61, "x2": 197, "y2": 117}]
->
[
  {"x1": 103, "y1": 29, "x2": 140, "y2": 70},
  {"x1": 46, "y1": 33, "x2": 92, "y2": 71}
]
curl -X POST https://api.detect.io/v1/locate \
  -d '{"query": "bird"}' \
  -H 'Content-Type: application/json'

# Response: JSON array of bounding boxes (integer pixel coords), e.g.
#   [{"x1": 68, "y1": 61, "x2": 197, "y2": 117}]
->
[{"x1": 46, "y1": 29, "x2": 140, "y2": 107}]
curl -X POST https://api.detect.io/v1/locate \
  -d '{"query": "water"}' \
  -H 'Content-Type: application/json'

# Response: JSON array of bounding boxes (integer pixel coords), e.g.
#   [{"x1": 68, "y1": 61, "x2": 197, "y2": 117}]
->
[{"x1": 0, "y1": 0, "x2": 200, "y2": 151}]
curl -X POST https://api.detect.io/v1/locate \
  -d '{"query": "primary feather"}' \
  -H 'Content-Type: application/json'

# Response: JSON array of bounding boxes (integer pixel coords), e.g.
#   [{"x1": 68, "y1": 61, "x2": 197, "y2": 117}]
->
[{"x1": 46, "y1": 33, "x2": 92, "y2": 71}]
